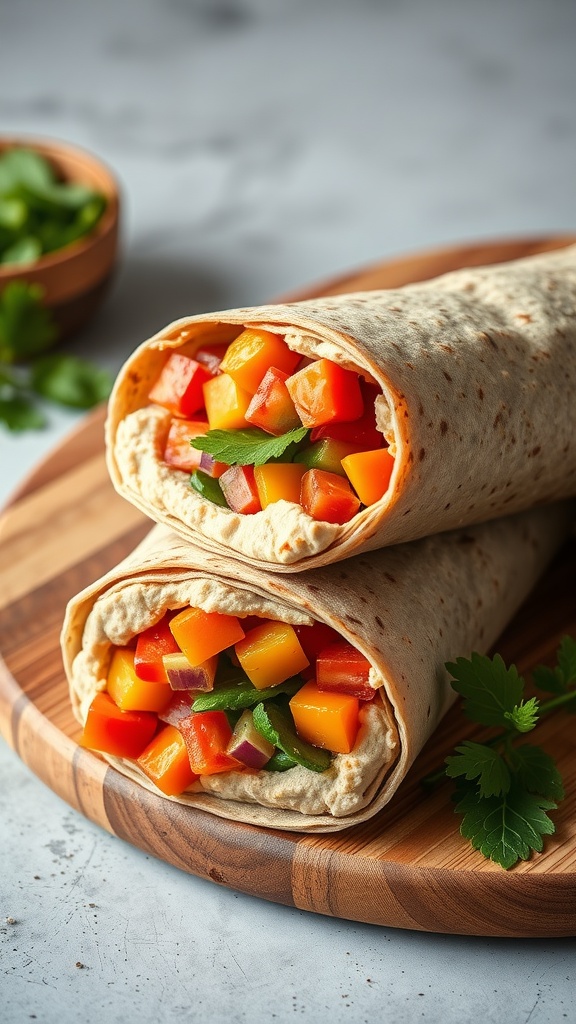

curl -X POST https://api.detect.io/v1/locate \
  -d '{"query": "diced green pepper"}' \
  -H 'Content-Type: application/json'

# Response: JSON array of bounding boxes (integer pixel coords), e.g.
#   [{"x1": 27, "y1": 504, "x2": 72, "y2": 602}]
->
[
  {"x1": 264, "y1": 750, "x2": 298, "y2": 772},
  {"x1": 190, "y1": 470, "x2": 229, "y2": 507},
  {"x1": 252, "y1": 702, "x2": 332, "y2": 773},
  {"x1": 294, "y1": 438, "x2": 359, "y2": 477},
  {"x1": 192, "y1": 676, "x2": 302, "y2": 713}
]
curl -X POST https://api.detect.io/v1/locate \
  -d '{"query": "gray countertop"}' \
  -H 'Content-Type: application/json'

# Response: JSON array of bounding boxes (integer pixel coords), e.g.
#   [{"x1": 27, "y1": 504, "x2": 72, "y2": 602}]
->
[{"x1": 1, "y1": 1, "x2": 575, "y2": 1021}]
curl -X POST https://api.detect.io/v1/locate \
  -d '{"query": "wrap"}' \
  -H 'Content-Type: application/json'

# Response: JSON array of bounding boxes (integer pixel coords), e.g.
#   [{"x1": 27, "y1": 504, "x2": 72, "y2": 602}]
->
[
  {"x1": 61, "y1": 501, "x2": 573, "y2": 832},
  {"x1": 106, "y1": 244, "x2": 576, "y2": 571}
]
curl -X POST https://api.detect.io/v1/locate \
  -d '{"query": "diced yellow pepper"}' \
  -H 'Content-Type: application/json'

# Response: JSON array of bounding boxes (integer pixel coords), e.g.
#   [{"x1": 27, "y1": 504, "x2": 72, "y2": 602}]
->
[
  {"x1": 235, "y1": 621, "x2": 309, "y2": 690},
  {"x1": 220, "y1": 329, "x2": 300, "y2": 394},
  {"x1": 203, "y1": 373, "x2": 252, "y2": 430},
  {"x1": 289, "y1": 680, "x2": 359, "y2": 754},
  {"x1": 253, "y1": 462, "x2": 306, "y2": 508},
  {"x1": 169, "y1": 606, "x2": 245, "y2": 664},
  {"x1": 106, "y1": 647, "x2": 172, "y2": 713}
]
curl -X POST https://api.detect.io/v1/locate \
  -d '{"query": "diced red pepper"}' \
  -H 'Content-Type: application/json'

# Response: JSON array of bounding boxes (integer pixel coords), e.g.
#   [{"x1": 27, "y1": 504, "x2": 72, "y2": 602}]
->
[
  {"x1": 148, "y1": 353, "x2": 212, "y2": 418},
  {"x1": 295, "y1": 621, "x2": 342, "y2": 665},
  {"x1": 195, "y1": 343, "x2": 229, "y2": 375},
  {"x1": 134, "y1": 613, "x2": 181, "y2": 683},
  {"x1": 316, "y1": 641, "x2": 376, "y2": 701},
  {"x1": 285, "y1": 359, "x2": 364, "y2": 428},
  {"x1": 137, "y1": 725, "x2": 198, "y2": 796},
  {"x1": 300, "y1": 468, "x2": 361, "y2": 524},
  {"x1": 81, "y1": 691, "x2": 158, "y2": 758},
  {"x1": 220, "y1": 329, "x2": 300, "y2": 394},
  {"x1": 219, "y1": 464, "x2": 262, "y2": 515},
  {"x1": 179, "y1": 710, "x2": 242, "y2": 774},
  {"x1": 310, "y1": 381, "x2": 384, "y2": 449},
  {"x1": 245, "y1": 367, "x2": 302, "y2": 435},
  {"x1": 163, "y1": 418, "x2": 211, "y2": 474}
]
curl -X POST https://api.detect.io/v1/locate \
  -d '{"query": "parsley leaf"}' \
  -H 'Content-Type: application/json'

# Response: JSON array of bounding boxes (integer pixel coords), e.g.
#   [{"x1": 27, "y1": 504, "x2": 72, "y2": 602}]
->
[
  {"x1": 445, "y1": 741, "x2": 510, "y2": 797},
  {"x1": 190, "y1": 426, "x2": 309, "y2": 466},
  {"x1": 454, "y1": 779, "x2": 557, "y2": 870},
  {"x1": 0, "y1": 393, "x2": 46, "y2": 431},
  {"x1": 428, "y1": 638, "x2": 576, "y2": 868},
  {"x1": 511, "y1": 744, "x2": 565, "y2": 801},
  {"x1": 445, "y1": 652, "x2": 524, "y2": 729}
]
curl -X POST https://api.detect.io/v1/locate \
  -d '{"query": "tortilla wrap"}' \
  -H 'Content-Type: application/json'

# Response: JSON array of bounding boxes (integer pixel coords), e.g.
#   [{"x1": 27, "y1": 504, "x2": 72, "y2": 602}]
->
[
  {"x1": 61, "y1": 501, "x2": 573, "y2": 832},
  {"x1": 106, "y1": 244, "x2": 576, "y2": 571}
]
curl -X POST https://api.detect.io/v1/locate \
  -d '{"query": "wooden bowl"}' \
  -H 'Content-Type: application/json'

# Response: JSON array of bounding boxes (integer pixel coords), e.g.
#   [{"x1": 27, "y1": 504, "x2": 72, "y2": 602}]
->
[{"x1": 0, "y1": 136, "x2": 120, "y2": 339}]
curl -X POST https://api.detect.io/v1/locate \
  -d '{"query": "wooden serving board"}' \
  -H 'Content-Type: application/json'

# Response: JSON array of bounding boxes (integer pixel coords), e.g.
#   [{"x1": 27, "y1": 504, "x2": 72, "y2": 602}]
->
[{"x1": 2, "y1": 236, "x2": 576, "y2": 938}]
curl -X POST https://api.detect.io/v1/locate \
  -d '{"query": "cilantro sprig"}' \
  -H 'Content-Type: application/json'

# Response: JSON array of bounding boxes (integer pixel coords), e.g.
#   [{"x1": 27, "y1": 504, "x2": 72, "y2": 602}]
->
[
  {"x1": 190, "y1": 425, "x2": 309, "y2": 466},
  {"x1": 0, "y1": 281, "x2": 112, "y2": 432},
  {"x1": 424, "y1": 637, "x2": 576, "y2": 869}
]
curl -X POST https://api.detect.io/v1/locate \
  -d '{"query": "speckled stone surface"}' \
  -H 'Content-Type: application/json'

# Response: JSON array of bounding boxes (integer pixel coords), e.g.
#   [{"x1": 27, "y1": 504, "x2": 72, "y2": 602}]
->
[{"x1": 1, "y1": 1, "x2": 576, "y2": 1021}]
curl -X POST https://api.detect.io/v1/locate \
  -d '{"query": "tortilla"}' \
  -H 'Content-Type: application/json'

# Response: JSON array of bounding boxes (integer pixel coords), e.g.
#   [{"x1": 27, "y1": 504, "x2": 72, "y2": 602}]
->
[
  {"x1": 105, "y1": 244, "x2": 576, "y2": 571},
  {"x1": 61, "y1": 500, "x2": 573, "y2": 832}
]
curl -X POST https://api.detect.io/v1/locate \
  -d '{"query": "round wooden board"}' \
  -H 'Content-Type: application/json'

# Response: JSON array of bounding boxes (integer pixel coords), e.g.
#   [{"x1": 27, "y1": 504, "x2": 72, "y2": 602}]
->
[{"x1": 2, "y1": 235, "x2": 576, "y2": 938}]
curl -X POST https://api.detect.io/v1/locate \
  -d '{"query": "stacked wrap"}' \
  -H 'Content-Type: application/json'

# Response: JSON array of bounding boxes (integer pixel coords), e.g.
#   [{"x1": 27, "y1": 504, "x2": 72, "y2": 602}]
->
[
  {"x1": 62, "y1": 505, "x2": 573, "y2": 832},
  {"x1": 105, "y1": 244, "x2": 576, "y2": 570}
]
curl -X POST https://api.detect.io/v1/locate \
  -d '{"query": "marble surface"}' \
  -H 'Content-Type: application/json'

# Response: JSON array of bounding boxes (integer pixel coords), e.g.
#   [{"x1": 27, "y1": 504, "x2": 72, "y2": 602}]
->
[{"x1": 1, "y1": 0, "x2": 576, "y2": 1020}]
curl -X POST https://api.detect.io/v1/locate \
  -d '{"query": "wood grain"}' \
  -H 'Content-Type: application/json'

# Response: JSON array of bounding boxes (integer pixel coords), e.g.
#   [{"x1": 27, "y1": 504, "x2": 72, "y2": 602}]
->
[{"x1": 1, "y1": 236, "x2": 576, "y2": 937}]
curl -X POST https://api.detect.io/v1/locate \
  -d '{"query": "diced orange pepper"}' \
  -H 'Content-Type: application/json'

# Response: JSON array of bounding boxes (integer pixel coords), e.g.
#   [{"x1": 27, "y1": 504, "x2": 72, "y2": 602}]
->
[
  {"x1": 300, "y1": 468, "x2": 361, "y2": 524},
  {"x1": 169, "y1": 606, "x2": 245, "y2": 664},
  {"x1": 107, "y1": 648, "x2": 173, "y2": 713},
  {"x1": 81, "y1": 691, "x2": 158, "y2": 758},
  {"x1": 285, "y1": 359, "x2": 363, "y2": 428},
  {"x1": 289, "y1": 680, "x2": 359, "y2": 754},
  {"x1": 179, "y1": 711, "x2": 241, "y2": 774},
  {"x1": 203, "y1": 372, "x2": 252, "y2": 430},
  {"x1": 163, "y1": 418, "x2": 211, "y2": 474},
  {"x1": 220, "y1": 329, "x2": 300, "y2": 394},
  {"x1": 137, "y1": 725, "x2": 198, "y2": 795},
  {"x1": 341, "y1": 448, "x2": 395, "y2": 506},
  {"x1": 219, "y1": 465, "x2": 262, "y2": 514},
  {"x1": 235, "y1": 620, "x2": 309, "y2": 689},
  {"x1": 148, "y1": 353, "x2": 212, "y2": 418},
  {"x1": 245, "y1": 367, "x2": 303, "y2": 435},
  {"x1": 253, "y1": 462, "x2": 306, "y2": 508},
  {"x1": 134, "y1": 613, "x2": 181, "y2": 683}
]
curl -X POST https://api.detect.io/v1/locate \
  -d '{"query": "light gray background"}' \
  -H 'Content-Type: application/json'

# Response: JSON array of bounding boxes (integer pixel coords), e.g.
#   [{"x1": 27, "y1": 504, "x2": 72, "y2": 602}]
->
[{"x1": 1, "y1": 1, "x2": 575, "y2": 1021}]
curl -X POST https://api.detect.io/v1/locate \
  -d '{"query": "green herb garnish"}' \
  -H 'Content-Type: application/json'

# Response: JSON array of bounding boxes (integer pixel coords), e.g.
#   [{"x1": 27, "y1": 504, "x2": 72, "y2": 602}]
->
[
  {"x1": 0, "y1": 281, "x2": 113, "y2": 432},
  {"x1": 190, "y1": 426, "x2": 309, "y2": 467},
  {"x1": 0, "y1": 147, "x2": 106, "y2": 266},
  {"x1": 424, "y1": 638, "x2": 576, "y2": 870}
]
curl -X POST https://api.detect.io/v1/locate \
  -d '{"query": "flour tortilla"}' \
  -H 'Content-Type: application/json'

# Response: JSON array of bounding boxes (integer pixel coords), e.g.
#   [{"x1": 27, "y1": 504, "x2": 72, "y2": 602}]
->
[
  {"x1": 61, "y1": 501, "x2": 573, "y2": 832},
  {"x1": 106, "y1": 244, "x2": 576, "y2": 571}
]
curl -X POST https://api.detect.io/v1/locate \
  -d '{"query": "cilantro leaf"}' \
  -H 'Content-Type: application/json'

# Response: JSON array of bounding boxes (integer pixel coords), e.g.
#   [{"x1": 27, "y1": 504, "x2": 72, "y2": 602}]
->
[
  {"x1": 511, "y1": 745, "x2": 565, "y2": 801},
  {"x1": 446, "y1": 652, "x2": 524, "y2": 729},
  {"x1": 445, "y1": 741, "x2": 510, "y2": 797},
  {"x1": 30, "y1": 354, "x2": 113, "y2": 409},
  {"x1": 454, "y1": 779, "x2": 557, "y2": 870},
  {"x1": 503, "y1": 697, "x2": 540, "y2": 733},
  {"x1": 190, "y1": 426, "x2": 309, "y2": 466},
  {"x1": 0, "y1": 281, "x2": 57, "y2": 361}
]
